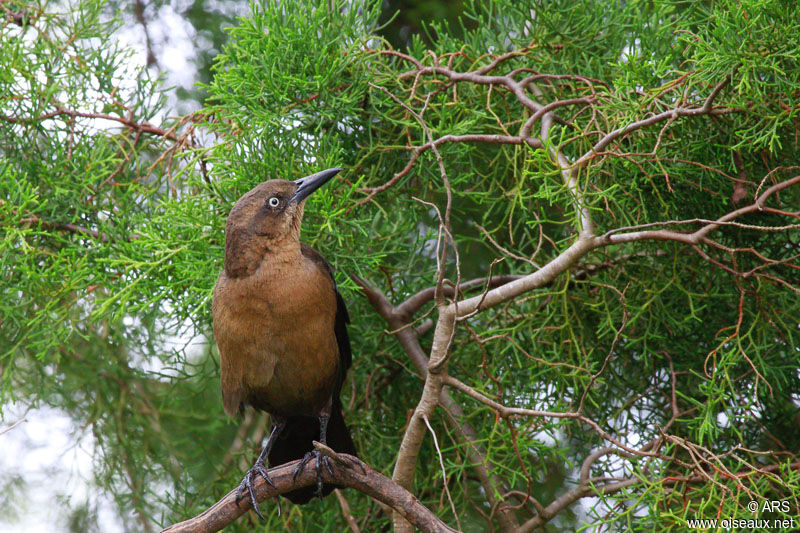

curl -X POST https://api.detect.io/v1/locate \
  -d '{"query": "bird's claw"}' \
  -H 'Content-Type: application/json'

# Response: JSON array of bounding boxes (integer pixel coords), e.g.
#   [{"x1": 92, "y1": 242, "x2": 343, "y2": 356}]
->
[
  {"x1": 292, "y1": 449, "x2": 334, "y2": 498},
  {"x1": 235, "y1": 460, "x2": 278, "y2": 520}
]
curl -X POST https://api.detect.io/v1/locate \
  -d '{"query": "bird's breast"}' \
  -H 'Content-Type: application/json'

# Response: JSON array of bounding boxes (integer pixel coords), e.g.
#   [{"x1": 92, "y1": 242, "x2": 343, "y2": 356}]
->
[{"x1": 213, "y1": 256, "x2": 340, "y2": 417}]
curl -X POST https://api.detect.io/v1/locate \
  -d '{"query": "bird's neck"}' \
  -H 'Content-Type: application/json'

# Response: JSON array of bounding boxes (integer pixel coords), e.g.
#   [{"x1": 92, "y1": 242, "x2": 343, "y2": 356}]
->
[{"x1": 224, "y1": 227, "x2": 301, "y2": 278}]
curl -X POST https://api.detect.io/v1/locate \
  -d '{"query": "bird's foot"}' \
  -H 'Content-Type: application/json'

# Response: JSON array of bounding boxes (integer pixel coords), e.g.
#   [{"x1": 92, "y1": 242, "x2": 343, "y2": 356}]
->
[
  {"x1": 236, "y1": 460, "x2": 277, "y2": 520},
  {"x1": 313, "y1": 440, "x2": 365, "y2": 475},
  {"x1": 292, "y1": 449, "x2": 334, "y2": 498}
]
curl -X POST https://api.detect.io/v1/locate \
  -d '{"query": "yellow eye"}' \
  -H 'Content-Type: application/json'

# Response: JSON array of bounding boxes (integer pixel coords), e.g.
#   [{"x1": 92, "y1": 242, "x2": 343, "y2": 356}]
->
[{"x1": 268, "y1": 197, "x2": 280, "y2": 207}]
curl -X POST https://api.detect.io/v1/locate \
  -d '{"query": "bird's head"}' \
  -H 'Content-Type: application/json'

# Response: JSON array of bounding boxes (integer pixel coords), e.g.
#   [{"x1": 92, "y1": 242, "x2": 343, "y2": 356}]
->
[{"x1": 223, "y1": 168, "x2": 341, "y2": 277}]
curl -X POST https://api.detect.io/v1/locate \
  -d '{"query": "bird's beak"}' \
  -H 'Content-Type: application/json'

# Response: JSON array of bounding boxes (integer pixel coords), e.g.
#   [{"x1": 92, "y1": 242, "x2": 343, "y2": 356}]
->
[{"x1": 290, "y1": 168, "x2": 342, "y2": 204}]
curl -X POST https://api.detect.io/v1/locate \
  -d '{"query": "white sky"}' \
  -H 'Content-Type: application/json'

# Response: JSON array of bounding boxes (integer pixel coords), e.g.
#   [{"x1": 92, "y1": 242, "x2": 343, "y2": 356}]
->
[{"x1": 0, "y1": 405, "x2": 123, "y2": 532}]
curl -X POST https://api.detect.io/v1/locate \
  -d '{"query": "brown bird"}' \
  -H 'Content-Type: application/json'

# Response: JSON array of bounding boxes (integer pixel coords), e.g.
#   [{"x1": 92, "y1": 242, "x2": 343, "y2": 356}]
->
[{"x1": 211, "y1": 168, "x2": 355, "y2": 517}]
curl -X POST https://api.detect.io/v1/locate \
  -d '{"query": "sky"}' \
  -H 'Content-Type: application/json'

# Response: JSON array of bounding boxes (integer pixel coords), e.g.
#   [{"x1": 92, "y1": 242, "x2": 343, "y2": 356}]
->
[{"x1": 1, "y1": 404, "x2": 122, "y2": 532}]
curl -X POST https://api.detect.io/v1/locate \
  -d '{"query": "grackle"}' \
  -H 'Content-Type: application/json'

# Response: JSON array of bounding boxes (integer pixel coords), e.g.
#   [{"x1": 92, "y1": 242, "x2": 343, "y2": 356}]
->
[{"x1": 212, "y1": 168, "x2": 356, "y2": 518}]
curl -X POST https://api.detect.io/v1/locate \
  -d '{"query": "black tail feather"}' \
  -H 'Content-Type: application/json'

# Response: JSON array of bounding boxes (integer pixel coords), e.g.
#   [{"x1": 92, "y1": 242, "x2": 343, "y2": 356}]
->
[{"x1": 267, "y1": 400, "x2": 356, "y2": 504}]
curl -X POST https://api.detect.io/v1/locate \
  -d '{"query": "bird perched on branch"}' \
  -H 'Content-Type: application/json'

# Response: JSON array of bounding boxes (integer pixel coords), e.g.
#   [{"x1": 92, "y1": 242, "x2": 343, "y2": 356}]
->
[{"x1": 212, "y1": 168, "x2": 356, "y2": 517}]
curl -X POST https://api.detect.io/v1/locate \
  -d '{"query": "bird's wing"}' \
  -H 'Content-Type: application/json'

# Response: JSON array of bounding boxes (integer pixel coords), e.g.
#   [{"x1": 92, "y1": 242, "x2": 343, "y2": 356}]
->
[{"x1": 300, "y1": 242, "x2": 352, "y2": 374}]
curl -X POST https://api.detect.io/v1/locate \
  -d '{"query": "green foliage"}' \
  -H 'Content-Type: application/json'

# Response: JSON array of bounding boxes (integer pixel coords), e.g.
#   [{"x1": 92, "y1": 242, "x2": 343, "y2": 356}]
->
[{"x1": 2, "y1": 0, "x2": 799, "y2": 531}]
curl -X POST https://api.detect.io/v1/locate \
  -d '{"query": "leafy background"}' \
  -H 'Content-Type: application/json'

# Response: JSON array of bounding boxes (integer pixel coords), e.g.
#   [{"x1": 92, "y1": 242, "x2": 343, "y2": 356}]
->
[{"x1": 1, "y1": 0, "x2": 799, "y2": 531}]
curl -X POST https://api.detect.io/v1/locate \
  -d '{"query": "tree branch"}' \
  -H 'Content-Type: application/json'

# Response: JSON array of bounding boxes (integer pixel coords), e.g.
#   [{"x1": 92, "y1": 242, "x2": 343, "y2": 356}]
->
[
  {"x1": 0, "y1": 106, "x2": 180, "y2": 141},
  {"x1": 353, "y1": 275, "x2": 522, "y2": 532},
  {"x1": 162, "y1": 446, "x2": 457, "y2": 533},
  {"x1": 598, "y1": 175, "x2": 800, "y2": 246},
  {"x1": 356, "y1": 134, "x2": 543, "y2": 207}
]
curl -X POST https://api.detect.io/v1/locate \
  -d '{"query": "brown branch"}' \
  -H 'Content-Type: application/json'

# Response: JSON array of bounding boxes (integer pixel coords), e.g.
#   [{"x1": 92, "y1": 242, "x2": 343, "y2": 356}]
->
[
  {"x1": 599, "y1": 175, "x2": 800, "y2": 246},
  {"x1": 398, "y1": 274, "x2": 523, "y2": 318},
  {"x1": 1, "y1": 200, "x2": 140, "y2": 242},
  {"x1": 449, "y1": 236, "x2": 599, "y2": 319},
  {"x1": 133, "y1": 0, "x2": 157, "y2": 68},
  {"x1": 162, "y1": 447, "x2": 457, "y2": 533},
  {"x1": 353, "y1": 275, "x2": 521, "y2": 532},
  {"x1": 473, "y1": 50, "x2": 527, "y2": 76},
  {"x1": 8, "y1": 8, "x2": 28, "y2": 25},
  {"x1": 19, "y1": 214, "x2": 111, "y2": 242},
  {"x1": 517, "y1": 440, "x2": 657, "y2": 533},
  {"x1": 0, "y1": 0, "x2": 33, "y2": 26},
  {"x1": 576, "y1": 75, "x2": 733, "y2": 166},
  {"x1": 352, "y1": 53, "x2": 782, "y2": 533},
  {"x1": 356, "y1": 132, "x2": 543, "y2": 206},
  {"x1": 397, "y1": 252, "x2": 652, "y2": 321},
  {"x1": 397, "y1": 65, "x2": 544, "y2": 112},
  {"x1": 286, "y1": 83, "x2": 352, "y2": 110},
  {"x1": 334, "y1": 489, "x2": 362, "y2": 533},
  {"x1": 520, "y1": 96, "x2": 596, "y2": 139},
  {"x1": 518, "y1": 459, "x2": 800, "y2": 533},
  {"x1": 443, "y1": 375, "x2": 661, "y2": 458},
  {"x1": 392, "y1": 320, "x2": 448, "y2": 533},
  {"x1": 0, "y1": 106, "x2": 179, "y2": 141}
]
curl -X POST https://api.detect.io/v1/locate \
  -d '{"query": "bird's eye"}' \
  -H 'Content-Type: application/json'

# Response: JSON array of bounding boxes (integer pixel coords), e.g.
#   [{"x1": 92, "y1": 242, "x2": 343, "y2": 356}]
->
[{"x1": 267, "y1": 197, "x2": 280, "y2": 208}]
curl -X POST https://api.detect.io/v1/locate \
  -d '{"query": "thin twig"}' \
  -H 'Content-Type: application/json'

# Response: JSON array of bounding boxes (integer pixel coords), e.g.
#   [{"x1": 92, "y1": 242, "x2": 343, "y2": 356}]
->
[
  {"x1": 422, "y1": 415, "x2": 461, "y2": 532},
  {"x1": 0, "y1": 418, "x2": 27, "y2": 436}
]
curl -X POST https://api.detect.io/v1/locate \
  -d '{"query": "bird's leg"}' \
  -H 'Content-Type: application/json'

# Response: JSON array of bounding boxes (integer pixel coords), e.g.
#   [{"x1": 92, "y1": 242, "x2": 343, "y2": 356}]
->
[
  {"x1": 237, "y1": 416, "x2": 285, "y2": 520},
  {"x1": 292, "y1": 399, "x2": 334, "y2": 497}
]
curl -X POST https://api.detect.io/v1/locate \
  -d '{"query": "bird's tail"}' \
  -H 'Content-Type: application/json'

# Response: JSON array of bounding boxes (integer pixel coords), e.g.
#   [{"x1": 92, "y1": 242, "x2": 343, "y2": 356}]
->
[{"x1": 268, "y1": 399, "x2": 356, "y2": 504}]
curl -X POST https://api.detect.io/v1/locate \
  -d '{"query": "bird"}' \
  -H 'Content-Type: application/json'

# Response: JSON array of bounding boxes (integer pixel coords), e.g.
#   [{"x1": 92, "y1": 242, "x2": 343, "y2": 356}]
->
[{"x1": 211, "y1": 168, "x2": 356, "y2": 517}]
